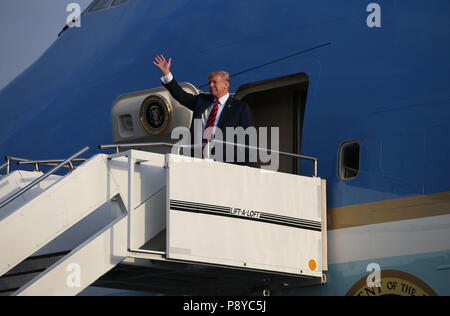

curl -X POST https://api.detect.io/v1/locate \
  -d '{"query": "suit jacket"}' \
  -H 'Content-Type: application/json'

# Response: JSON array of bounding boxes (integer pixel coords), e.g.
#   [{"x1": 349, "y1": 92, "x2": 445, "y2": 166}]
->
[{"x1": 164, "y1": 78, "x2": 254, "y2": 165}]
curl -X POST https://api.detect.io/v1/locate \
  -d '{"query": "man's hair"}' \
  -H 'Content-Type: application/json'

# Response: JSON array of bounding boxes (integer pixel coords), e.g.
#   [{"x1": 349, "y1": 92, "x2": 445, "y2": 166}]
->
[{"x1": 208, "y1": 70, "x2": 230, "y2": 84}]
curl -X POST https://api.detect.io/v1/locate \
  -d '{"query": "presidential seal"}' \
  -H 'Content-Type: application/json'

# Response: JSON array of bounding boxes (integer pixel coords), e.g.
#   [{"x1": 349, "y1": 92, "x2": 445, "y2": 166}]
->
[
  {"x1": 346, "y1": 270, "x2": 438, "y2": 296},
  {"x1": 140, "y1": 95, "x2": 172, "y2": 135}
]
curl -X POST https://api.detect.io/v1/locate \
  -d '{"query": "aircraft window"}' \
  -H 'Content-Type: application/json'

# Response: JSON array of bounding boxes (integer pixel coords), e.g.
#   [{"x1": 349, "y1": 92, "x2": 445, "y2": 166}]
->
[
  {"x1": 338, "y1": 141, "x2": 360, "y2": 180},
  {"x1": 88, "y1": 0, "x2": 113, "y2": 13},
  {"x1": 112, "y1": 0, "x2": 129, "y2": 6}
]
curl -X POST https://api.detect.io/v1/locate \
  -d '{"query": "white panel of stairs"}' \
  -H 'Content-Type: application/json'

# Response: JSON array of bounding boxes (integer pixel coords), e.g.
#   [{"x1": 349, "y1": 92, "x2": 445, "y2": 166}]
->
[
  {"x1": 167, "y1": 155, "x2": 323, "y2": 277},
  {"x1": 106, "y1": 151, "x2": 167, "y2": 250},
  {"x1": 0, "y1": 154, "x2": 121, "y2": 277},
  {"x1": 0, "y1": 171, "x2": 61, "y2": 221},
  {"x1": 33, "y1": 197, "x2": 124, "y2": 256},
  {"x1": 15, "y1": 213, "x2": 128, "y2": 296},
  {"x1": 107, "y1": 150, "x2": 166, "y2": 211}
]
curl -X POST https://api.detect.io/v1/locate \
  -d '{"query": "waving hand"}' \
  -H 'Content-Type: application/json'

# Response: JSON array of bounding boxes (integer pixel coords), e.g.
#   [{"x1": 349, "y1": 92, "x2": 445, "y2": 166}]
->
[{"x1": 153, "y1": 54, "x2": 172, "y2": 76}]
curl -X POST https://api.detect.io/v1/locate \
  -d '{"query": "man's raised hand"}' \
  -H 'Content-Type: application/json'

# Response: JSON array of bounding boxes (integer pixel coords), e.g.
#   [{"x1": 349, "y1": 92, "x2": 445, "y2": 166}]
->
[{"x1": 153, "y1": 55, "x2": 172, "y2": 76}]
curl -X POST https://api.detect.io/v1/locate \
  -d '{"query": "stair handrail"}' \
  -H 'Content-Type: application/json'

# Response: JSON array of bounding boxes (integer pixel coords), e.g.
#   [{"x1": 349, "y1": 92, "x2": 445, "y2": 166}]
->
[
  {"x1": 17, "y1": 158, "x2": 87, "y2": 171},
  {"x1": 1, "y1": 157, "x2": 29, "y2": 175},
  {"x1": 3, "y1": 156, "x2": 86, "y2": 173},
  {"x1": 0, "y1": 161, "x2": 9, "y2": 175},
  {"x1": 208, "y1": 139, "x2": 319, "y2": 177},
  {"x1": 99, "y1": 140, "x2": 319, "y2": 177},
  {"x1": 98, "y1": 142, "x2": 201, "y2": 154},
  {"x1": 0, "y1": 146, "x2": 90, "y2": 210}
]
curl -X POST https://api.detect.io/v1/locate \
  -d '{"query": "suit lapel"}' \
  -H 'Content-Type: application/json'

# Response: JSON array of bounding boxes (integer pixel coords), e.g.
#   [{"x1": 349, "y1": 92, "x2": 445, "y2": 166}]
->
[
  {"x1": 217, "y1": 97, "x2": 234, "y2": 131},
  {"x1": 197, "y1": 95, "x2": 214, "y2": 117}
]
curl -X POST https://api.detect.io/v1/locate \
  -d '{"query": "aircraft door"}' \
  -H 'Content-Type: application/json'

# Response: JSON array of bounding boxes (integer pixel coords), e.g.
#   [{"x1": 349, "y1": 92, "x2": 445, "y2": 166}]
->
[{"x1": 235, "y1": 73, "x2": 308, "y2": 174}]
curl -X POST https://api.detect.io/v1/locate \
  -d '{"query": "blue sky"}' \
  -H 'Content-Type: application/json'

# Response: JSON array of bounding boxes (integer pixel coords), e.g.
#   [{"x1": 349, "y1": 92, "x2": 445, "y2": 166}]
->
[{"x1": 0, "y1": 0, "x2": 92, "y2": 91}]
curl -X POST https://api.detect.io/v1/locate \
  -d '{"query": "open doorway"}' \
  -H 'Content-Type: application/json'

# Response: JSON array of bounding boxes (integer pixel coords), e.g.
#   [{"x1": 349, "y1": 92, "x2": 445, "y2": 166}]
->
[{"x1": 235, "y1": 73, "x2": 309, "y2": 175}]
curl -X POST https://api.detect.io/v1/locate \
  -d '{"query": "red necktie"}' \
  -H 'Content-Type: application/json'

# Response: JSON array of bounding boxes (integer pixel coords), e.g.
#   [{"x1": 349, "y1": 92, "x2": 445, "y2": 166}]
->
[{"x1": 203, "y1": 99, "x2": 220, "y2": 142}]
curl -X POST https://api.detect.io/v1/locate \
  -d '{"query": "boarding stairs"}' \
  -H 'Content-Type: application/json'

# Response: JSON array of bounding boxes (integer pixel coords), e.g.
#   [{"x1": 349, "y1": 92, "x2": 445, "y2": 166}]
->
[{"x1": 0, "y1": 144, "x2": 327, "y2": 296}]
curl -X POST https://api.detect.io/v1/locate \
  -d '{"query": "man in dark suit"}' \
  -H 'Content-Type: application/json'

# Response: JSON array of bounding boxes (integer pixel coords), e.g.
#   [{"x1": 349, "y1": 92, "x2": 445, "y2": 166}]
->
[{"x1": 153, "y1": 55, "x2": 254, "y2": 165}]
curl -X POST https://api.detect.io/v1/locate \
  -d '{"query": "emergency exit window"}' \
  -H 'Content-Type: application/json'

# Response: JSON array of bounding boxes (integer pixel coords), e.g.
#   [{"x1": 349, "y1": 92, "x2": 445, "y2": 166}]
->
[{"x1": 338, "y1": 141, "x2": 360, "y2": 180}]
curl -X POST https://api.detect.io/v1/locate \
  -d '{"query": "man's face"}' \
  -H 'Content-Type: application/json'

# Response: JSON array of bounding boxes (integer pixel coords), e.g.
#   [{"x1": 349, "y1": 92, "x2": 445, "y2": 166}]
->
[{"x1": 209, "y1": 75, "x2": 229, "y2": 99}]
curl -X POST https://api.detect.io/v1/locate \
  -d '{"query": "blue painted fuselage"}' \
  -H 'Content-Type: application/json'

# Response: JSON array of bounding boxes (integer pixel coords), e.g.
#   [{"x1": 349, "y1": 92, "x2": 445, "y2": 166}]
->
[{"x1": 1, "y1": 0, "x2": 449, "y2": 295}]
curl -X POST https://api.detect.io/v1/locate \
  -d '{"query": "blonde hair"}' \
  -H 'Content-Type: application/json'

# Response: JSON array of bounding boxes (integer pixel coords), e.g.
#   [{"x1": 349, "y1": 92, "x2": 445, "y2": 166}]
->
[{"x1": 208, "y1": 70, "x2": 230, "y2": 85}]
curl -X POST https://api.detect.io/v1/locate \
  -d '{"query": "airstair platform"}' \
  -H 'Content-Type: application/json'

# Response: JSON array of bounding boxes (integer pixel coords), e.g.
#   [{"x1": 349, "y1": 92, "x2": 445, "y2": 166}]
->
[{"x1": 0, "y1": 148, "x2": 327, "y2": 296}]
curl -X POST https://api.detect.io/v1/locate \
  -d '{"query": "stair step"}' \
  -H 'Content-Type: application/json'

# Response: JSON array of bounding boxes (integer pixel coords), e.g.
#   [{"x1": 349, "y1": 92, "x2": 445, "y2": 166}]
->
[{"x1": 0, "y1": 252, "x2": 69, "y2": 294}]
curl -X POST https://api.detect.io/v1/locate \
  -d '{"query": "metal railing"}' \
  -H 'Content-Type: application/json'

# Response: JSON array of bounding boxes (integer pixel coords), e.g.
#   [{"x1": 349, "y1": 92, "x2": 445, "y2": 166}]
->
[
  {"x1": 0, "y1": 157, "x2": 28, "y2": 175},
  {"x1": 16, "y1": 158, "x2": 87, "y2": 172},
  {"x1": 99, "y1": 142, "x2": 188, "y2": 154},
  {"x1": 0, "y1": 162, "x2": 9, "y2": 175},
  {"x1": 209, "y1": 139, "x2": 319, "y2": 177},
  {"x1": 99, "y1": 141, "x2": 319, "y2": 177},
  {"x1": 0, "y1": 146, "x2": 90, "y2": 210},
  {"x1": 1, "y1": 157, "x2": 87, "y2": 175}
]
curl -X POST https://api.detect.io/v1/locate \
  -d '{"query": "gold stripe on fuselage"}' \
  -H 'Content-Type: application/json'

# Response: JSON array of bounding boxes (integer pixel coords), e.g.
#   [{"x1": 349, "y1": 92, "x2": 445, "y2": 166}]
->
[{"x1": 327, "y1": 191, "x2": 450, "y2": 230}]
